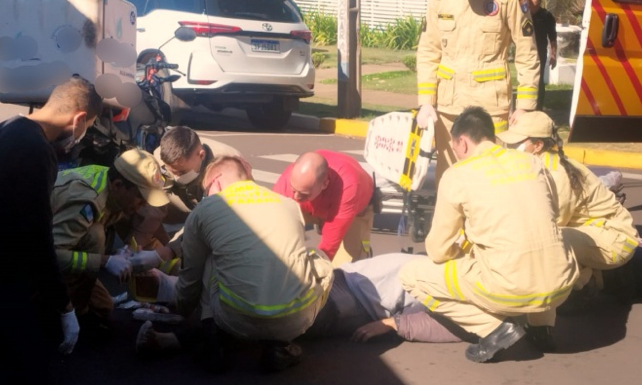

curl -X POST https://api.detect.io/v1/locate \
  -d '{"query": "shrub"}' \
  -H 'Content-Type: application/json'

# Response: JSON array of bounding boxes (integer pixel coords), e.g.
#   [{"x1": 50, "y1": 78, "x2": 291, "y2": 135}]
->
[
  {"x1": 312, "y1": 52, "x2": 327, "y2": 68},
  {"x1": 303, "y1": 11, "x2": 337, "y2": 45},
  {"x1": 402, "y1": 55, "x2": 416, "y2": 72}
]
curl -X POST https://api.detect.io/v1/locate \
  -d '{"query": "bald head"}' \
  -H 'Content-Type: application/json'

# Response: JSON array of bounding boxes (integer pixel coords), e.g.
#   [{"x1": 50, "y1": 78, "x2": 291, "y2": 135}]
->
[{"x1": 290, "y1": 152, "x2": 329, "y2": 202}]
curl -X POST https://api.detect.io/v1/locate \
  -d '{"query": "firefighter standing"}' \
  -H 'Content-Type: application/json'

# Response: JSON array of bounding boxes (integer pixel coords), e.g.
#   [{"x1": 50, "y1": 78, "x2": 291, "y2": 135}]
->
[{"x1": 416, "y1": 0, "x2": 541, "y2": 185}]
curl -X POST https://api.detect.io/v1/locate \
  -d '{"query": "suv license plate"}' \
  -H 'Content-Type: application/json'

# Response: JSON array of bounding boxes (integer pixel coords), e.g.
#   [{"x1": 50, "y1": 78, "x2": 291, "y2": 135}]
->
[{"x1": 251, "y1": 39, "x2": 280, "y2": 53}]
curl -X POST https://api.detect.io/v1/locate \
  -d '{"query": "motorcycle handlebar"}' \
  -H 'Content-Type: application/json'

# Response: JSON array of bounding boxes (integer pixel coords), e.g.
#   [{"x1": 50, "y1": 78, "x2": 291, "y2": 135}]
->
[{"x1": 147, "y1": 62, "x2": 179, "y2": 70}]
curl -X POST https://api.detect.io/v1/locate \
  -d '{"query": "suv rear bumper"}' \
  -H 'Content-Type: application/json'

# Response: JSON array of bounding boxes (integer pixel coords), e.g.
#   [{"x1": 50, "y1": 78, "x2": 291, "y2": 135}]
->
[{"x1": 174, "y1": 83, "x2": 313, "y2": 105}]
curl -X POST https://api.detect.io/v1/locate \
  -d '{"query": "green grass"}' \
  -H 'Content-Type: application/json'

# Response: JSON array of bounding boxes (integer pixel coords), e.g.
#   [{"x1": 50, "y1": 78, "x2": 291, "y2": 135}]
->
[
  {"x1": 320, "y1": 70, "x2": 417, "y2": 94},
  {"x1": 312, "y1": 45, "x2": 416, "y2": 68}
]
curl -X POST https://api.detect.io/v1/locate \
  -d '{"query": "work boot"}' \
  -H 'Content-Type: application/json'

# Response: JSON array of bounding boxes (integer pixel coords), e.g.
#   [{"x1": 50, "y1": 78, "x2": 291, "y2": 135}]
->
[
  {"x1": 465, "y1": 319, "x2": 526, "y2": 363},
  {"x1": 524, "y1": 325, "x2": 557, "y2": 352},
  {"x1": 260, "y1": 341, "x2": 303, "y2": 373},
  {"x1": 196, "y1": 319, "x2": 231, "y2": 374}
]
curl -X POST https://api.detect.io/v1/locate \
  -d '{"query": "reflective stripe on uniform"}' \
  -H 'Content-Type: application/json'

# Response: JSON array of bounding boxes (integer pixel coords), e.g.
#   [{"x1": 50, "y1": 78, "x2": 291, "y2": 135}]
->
[
  {"x1": 437, "y1": 64, "x2": 455, "y2": 80},
  {"x1": 160, "y1": 258, "x2": 180, "y2": 274},
  {"x1": 494, "y1": 120, "x2": 508, "y2": 133},
  {"x1": 422, "y1": 295, "x2": 440, "y2": 311},
  {"x1": 454, "y1": 144, "x2": 505, "y2": 168},
  {"x1": 516, "y1": 86, "x2": 538, "y2": 100},
  {"x1": 218, "y1": 282, "x2": 318, "y2": 318},
  {"x1": 543, "y1": 152, "x2": 559, "y2": 171},
  {"x1": 472, "y1": 67, "x2": 506, "y2": 82},
  {"x1": 71, "y1": 251, "x2": 87, "y2": 273},
  {"x1": 444, "y1": 260, "x2": 465, "y2": 301},
  {"x1": 418, "y1": 82, "x2": 437, "y2": 95},
  {"x1": 583, "y1": 218, "x2": 606, "y2": 227},
  {"x1": 361, "y1": 240, "x2": 371, "y2": 253},
  {"x1": 472, "y1": 282, "x2": 572, "y2": 308}
]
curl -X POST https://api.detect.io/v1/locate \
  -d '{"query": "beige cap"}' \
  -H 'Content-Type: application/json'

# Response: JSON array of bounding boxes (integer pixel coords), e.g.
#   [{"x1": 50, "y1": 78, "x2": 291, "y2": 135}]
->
[
  {"x1": 114, "y1": 149, "x2": 169, "y2": 207},
  {"x1": 496, "y1": 111, "x2": 555, "y2": 144}
]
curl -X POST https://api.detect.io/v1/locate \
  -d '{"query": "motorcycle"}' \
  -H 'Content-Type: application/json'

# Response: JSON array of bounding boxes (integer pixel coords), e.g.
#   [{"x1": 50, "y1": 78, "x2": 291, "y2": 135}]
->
[{"x1": 58, "y1": 27, "x2": 197, "y2": 170}]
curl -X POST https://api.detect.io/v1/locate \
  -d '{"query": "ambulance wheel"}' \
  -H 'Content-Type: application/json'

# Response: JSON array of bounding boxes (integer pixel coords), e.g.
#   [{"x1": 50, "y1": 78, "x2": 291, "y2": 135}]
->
[{"x1": 409, "y1": 221, "x2": 427, "y2": 243}]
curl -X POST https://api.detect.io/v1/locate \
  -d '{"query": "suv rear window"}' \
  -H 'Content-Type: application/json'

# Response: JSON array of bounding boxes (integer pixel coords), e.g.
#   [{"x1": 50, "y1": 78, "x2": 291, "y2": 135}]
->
[
  {"x1": 131, "y1": 0, "x2": 205, "y2": 16},
  {"x1": 205, "y1": 0, "x2": 302, "y2": 23}
]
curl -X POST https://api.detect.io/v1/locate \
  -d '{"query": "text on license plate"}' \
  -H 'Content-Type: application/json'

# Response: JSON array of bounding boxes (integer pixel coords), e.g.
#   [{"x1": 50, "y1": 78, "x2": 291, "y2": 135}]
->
[{"x1": 251, "y1": 39, "x2": 280, "y2": 53}]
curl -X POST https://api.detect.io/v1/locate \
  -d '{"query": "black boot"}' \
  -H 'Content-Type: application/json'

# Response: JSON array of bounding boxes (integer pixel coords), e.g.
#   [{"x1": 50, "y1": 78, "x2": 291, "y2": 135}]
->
[
  {"x1": 524, "y1": 325, "x2": 556, "y2": 352},
  {"x1": 260, "y1": 341, "x2": 303, "y2": 373},
  {"x1": 465, "y1": 319, "x2": 526, "y2": 363}
]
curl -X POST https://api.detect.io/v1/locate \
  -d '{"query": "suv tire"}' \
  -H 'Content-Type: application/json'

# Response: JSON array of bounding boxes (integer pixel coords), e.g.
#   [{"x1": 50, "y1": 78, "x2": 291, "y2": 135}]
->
[{"x1": 246, "y1": 97, "x2": 292, "y2": 131}]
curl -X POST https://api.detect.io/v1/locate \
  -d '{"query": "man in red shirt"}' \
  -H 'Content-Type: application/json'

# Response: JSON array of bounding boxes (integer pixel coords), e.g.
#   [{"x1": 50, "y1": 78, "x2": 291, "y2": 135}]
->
[{"x1": 273, "y1": 150, "x2": 374, "y2": 267}]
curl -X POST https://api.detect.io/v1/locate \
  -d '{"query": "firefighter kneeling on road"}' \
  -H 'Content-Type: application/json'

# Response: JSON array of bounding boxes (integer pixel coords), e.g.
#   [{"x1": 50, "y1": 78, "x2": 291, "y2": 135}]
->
[
  {"x1": 52, "y1": 149, "x2": 169, "y2": 338},
  {"x1": 173, "y1": 156, "x2": 333, "y2": 373},
  {"x1": 399, "y1": 106, "x2": 579, "y2": 363}
]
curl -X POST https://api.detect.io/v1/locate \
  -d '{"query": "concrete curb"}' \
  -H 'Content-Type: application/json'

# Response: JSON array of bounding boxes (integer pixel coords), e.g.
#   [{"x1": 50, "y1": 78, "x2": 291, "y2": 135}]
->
[{"x1": 319, "y1": 117, "x2": 642, "y2": 170}]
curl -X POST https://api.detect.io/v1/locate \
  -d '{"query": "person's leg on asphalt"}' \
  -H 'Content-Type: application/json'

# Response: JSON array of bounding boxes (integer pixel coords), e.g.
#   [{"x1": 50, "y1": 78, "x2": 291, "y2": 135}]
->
[{"x1": 332, "y1": 205, "x2": 374, "y2": 268}]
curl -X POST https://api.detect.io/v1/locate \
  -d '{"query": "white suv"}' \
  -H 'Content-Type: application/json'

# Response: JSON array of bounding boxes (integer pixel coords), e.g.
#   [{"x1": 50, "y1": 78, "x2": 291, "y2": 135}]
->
[{"x1": 130, "y1": 0, "x2": 315, "y2": 130}]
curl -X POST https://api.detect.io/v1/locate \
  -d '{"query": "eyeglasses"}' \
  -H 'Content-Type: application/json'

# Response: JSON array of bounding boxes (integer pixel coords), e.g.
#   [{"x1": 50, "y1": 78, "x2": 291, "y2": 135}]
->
[{"x1": 203, "y1": 173, "x2": 222, "y2": 197}]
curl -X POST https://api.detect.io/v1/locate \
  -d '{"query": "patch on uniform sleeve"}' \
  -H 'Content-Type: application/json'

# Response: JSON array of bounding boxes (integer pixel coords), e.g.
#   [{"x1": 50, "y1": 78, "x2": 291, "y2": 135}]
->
[
  {"x1": 80, "y1": 204, "x2": 94, "y2": 223},
  {"x1": 522, "y1": 18, "x2": 534, "y2": 37},
  {"x1": 520, "y1": 0, "x2": 529, "y2": 13},
  {"x1": 484, "y1": 1, "x2": 499, "y2": 16}
]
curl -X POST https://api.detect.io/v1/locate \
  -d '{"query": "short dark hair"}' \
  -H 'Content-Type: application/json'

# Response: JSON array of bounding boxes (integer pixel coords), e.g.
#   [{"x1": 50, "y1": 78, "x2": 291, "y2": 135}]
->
[
  {"x1": 451, "y1": 106, "x2": 496, "y2": 144},
  {"x1": 160, "y1": 126, "x2": 201, "y2": 164},
  {"x1": 108, "y1": 166, "x2": 136, "y2": 190},
  {"x1": 46, "y1": 75, "x2": 103, "y2": 119}
]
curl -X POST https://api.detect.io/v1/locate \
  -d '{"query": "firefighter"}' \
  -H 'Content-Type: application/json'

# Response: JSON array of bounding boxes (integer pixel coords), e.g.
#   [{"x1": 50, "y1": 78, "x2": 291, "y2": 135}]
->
[
  {"x1": 51, "y1": 149, "x2": 168, "y2": 333},
  {"x1": 175, "y1": 156, "x2": 333, "y2": 373},
  {"x1": 416, "y1": 0, "x2": 540, "y2": 186},
  {"x1": 399, "y1": 107, "x2": 578, "y2": 363},
  {"x1": 497, "y1": 111, "x2": 640, "y2": 343},
  {"x1": 273, "y1": 150, "x2": 375, "y2": 268}
]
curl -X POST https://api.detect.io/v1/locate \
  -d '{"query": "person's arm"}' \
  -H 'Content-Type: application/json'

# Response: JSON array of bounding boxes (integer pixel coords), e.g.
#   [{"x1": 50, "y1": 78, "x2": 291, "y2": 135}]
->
[
  {"x1": 547, "y1": 12, "x2": 558, "y2": 69},
  {"x1": 52, "y1": 201, "x2": 104, "y2": 273},
  {"x1": 318, "y1": 183, "x2": 361, "y2": 259},
  {"x1": 425, "y1": 170, "x2": 465, "y2": 263},
  {"x1": 416, "y1": 1, "x2": 442, "y2": 107},
  {"x1": 131, "y1": 204, "x2": 168, "y2": 249},
  {"x1": 175, "y1": 209, "x2": 210, "y2": 317},
  {"x1": 508, "y1": 0, "x2": 540, "y2": 112}
]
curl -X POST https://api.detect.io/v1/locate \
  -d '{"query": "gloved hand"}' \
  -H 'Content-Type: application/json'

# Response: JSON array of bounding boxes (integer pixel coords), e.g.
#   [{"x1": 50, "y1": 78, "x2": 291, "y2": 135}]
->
[
  {"x1": 105, "y1": 254, "x2": 133, "y2": 282},
  {"x1": 416, "y1": 103, "x2": 438, "y2": 128},
  {"x1": 129, "y1": 250, "x2": 163, "y2": 273},
  {"x1": 59, "y1": 309, "x2": 79, "y2": 355}
]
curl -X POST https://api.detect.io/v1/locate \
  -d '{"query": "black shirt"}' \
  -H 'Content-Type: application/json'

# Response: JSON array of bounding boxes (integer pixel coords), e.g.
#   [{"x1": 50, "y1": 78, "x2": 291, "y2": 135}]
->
[
  {"x1": 532, "y1": 8, "x2": 557, "y2": 59},
  {"x1": 0, "y1": 116, "x2": 70, "y2": 312}
]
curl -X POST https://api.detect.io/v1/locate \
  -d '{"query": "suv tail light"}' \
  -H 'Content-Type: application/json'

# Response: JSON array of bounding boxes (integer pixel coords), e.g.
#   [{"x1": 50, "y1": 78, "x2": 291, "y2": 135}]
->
[
  {"x1": 290, "y1": 30, "x2": 312, "y2": 44},
  {"x1": 179, "y1": 21, "x2": 242, "y2": 37}
]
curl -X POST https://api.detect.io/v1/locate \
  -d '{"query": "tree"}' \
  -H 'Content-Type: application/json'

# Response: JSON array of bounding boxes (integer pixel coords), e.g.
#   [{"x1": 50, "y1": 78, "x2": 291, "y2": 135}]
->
[{"x1": 545, "y1": 0, "x2": 585, "y2": 25}]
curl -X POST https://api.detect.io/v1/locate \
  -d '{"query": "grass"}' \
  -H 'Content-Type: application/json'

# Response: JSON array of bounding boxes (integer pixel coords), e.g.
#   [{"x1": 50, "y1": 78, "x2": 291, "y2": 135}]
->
[
  {"x1": 312, "y1": 45, "x2": 416, "y2": 68},
  {"x1": 320, "y1": 70, "x2": 417, "y2": 94}
]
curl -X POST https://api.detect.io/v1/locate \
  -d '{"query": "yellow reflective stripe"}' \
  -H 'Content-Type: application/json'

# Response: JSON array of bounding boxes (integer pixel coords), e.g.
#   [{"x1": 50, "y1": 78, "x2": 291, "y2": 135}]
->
[
  {"x1": 437, "y1": 64, "x2": 454, "y2": 80},
  {"x1": 361, "y1": 240, "x2": 371, "y2": 253},
  {"x1": 621, "y1": 238, "x2": 639, "y2": 254},
  {"x1": 444, "y1": 260, "x2": 465, "y2": 301},
  {"x1": 472, "y1": 282, "x2": 572, "y2": 307},
  {"x1": 516, "y1": 87, "x2": 538, "y2": 99},
  {"x1": 218, "y1": 283, "x2": 318, "y2": 318},
  {"x1": 472, "y1": 67, "x2": 506, "y2": 82},
  {"x1": 583, "y1": 218, "x2": 606, "y2": 227},
  {"x1": 160, "y1": 258, "x2": 180, "y2": 274},
  {"x1": 422, "y1": 295, "x2": 440, "y2": 311},
  {"x1": 494, "y1": 120, "x2": 507, "y2": 133},
  {"x1": 91, "y1": 170, "x2": 108, "y2": 193},
  {"x1": 71, "y1": 252, "x2": 78, "y2": 273},
  {"x1": 80, "y1": 252, "x2": 87, "y2": 271},
  {"x1": 70, "y1": 251, "x2": 87, "y2": 272},
  {"x1": 418, "y1": 82, "x2": 437, "y2": 95},
  {"x1": 454, "y1": 144, "x2": 504, "y2": 168},
  {"x1": 398, "y1": 119, "x2": 423, "y2": 191}
]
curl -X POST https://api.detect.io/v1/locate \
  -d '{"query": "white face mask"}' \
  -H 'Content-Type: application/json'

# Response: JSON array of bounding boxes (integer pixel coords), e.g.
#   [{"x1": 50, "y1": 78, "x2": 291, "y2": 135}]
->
[
  {"x1": 516, "y1": 141, "x2": 528, "y2": 152},
  {"x1": 174, "y1": 169, "x2": 200, "y2": 185},
  {"x1": 52, "y1": 117, "x2": 87, "y2": 153}
]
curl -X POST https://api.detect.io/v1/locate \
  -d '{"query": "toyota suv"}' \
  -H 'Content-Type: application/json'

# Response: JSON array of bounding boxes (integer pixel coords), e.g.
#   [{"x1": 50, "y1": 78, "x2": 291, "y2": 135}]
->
[{"x1": 130, "y1": 0, "x2": 315, "y2": 130}]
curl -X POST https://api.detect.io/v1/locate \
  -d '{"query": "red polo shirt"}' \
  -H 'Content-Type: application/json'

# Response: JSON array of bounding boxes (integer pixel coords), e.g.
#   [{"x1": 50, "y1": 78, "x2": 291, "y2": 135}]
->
[{"x1": 273, "y1": 150, "x2": 373, "y2": 259}]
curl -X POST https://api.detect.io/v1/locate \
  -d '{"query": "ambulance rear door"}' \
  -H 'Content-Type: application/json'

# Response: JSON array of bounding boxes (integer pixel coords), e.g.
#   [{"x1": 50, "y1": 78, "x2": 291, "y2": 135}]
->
[{"x1": 569, "y1": 0, "x2": 642, "y2": 142}]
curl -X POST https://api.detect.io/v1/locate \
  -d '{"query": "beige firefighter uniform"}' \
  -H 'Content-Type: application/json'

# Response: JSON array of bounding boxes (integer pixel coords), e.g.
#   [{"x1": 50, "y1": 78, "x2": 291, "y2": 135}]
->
[
  {"x1": 417, "y1": 0, "x2": 540, "y2": 183},
  {"x1": 399, "y1": 142, "x2": 578, "y2": 337},
  {"x1": 52, "y1": 166, "x2": 124, "y2": 317},
  {"x1": 540, "y1": 151, "x2": 639, "y2": 287},
  {"x1": 176, "y1": 180, "x2": 333, "y2": 342}
]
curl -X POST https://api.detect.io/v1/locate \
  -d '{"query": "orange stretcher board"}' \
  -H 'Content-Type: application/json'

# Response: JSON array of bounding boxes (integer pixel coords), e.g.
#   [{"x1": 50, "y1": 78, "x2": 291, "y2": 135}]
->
[{"x1": 569, "y1": 0, "x2": 642, "y2": 142}]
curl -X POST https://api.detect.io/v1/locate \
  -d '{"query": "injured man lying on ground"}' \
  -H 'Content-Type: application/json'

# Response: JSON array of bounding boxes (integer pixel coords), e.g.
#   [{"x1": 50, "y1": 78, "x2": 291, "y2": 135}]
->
[{"x1": 134, "y1": 253, "x2": 472, "y2": 357}]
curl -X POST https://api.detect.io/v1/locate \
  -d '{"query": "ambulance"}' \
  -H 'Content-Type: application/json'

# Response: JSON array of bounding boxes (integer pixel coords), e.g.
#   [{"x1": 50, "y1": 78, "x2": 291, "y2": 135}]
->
[{"x1": 570, "y1": 0, "x2": 642, "y2": 142}]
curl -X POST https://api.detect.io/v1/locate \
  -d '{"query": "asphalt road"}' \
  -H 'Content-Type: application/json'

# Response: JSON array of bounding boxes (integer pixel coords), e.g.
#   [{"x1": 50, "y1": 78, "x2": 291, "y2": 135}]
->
[{"x1": 3, "y1": 104, "x2": 642, "y2": 384}]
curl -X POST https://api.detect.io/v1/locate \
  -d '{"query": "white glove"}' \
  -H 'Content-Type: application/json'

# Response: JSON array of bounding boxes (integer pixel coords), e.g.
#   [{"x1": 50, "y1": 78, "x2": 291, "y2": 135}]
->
[
  {"x1": 105, "y1": 254, "x2": 133, "y2": 282},
  {"x1": 129, "y1": 250, "x2": 162, "y2": 273},
  {"x1": 59, "y1": 309, "x2": 80, "y2": 355},
  {"x1": 416, "y1": 103, "x2": 438, "y2": 128}
]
